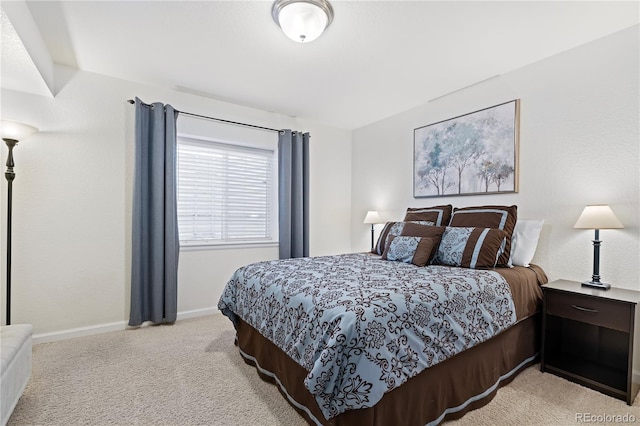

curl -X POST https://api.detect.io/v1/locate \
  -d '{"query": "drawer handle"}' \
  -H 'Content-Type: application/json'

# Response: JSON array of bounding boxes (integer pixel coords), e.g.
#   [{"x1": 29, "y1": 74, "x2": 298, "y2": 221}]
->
[{"x1": 571, "y1": 304, "x2": 599, "y2": 313}]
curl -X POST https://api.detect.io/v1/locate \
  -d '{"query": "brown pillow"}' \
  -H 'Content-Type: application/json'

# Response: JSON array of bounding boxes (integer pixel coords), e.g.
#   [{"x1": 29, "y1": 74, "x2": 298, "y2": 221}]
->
[
  {"x1": 404, "y1": 205, "x2": 453, "y2": 226},
  {"x1": 434, "y1": 227, "x2": 507, "y2": 269},
  {"x1": 374, "y1": 221, "x2": 435, "y2": 255},
  {"x1": 400, "y1": 223, "x2": 446, "y2": 262},
  {"x1": 381, "y1": 235, "x2": 437, "y2": 267},
  {"x1": 448, "y1": 205, "x2": 517, "y2": 266}
]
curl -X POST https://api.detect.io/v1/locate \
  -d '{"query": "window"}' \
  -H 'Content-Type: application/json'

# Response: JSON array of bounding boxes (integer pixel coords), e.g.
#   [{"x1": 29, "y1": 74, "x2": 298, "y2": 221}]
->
[{"x1": 177, "y1": 136, "x2": 277, "y2": 247}]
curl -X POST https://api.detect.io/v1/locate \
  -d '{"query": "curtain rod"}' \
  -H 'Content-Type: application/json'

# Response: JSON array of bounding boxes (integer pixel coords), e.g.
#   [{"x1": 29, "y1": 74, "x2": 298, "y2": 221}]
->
[{"x1": 126, "y1": 99, "x2": 281, "y2": 133}]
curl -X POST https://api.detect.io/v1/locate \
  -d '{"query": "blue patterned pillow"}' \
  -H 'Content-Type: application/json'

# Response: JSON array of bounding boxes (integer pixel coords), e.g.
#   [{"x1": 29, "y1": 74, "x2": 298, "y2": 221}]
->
[
  {"x1": 374, "y1": 220, "x2": 435, "y2": 255},
  {"x1": 434, "y1": 226, "x2": 507, "y2": 269},
  {"x1": 381, "y1": 235, "x2": 437, "y2": 267}
]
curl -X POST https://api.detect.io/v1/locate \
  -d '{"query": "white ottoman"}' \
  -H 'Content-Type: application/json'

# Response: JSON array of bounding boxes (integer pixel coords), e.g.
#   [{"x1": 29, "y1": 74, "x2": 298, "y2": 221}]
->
[{"x1": 1, "y1": 324, "x2": 32, "y2": 426}]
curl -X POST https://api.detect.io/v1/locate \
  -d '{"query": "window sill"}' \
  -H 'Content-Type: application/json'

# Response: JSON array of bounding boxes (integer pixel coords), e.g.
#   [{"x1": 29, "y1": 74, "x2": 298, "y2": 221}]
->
[{"x1": 179, "y1": 241, "x2": 279, "y2": 252}]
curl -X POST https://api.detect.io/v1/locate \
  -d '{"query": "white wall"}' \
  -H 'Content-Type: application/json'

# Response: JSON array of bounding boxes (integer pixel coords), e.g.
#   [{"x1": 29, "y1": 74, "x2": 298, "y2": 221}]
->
[
  {"x1": 351, "y1": 26, "x2": 639, "y2": 289},
  {"x1": 3, "y1": 25, "x2": 637, "y2": 338},
  {"x1": 0, "y1": 69, "x2": 352, "y2": 335}
]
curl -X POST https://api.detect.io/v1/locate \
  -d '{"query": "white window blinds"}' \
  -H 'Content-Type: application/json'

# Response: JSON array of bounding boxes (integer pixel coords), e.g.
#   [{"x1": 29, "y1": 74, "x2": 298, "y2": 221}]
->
[{"x1": 177, "y1": 137, "x2": 275, "y2": 245}]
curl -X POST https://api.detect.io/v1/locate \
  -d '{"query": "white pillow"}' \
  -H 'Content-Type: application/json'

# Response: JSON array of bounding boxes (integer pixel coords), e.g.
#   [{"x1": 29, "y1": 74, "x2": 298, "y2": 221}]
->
[{"x1": 510, "y1": 219, "x2": 544, "y2": 267}]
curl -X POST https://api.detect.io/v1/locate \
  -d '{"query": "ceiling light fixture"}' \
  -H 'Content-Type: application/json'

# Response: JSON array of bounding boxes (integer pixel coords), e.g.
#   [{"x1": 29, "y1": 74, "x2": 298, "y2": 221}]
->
[{"x1": 272, "y1": 0, "x2": 334, "y2": 43}]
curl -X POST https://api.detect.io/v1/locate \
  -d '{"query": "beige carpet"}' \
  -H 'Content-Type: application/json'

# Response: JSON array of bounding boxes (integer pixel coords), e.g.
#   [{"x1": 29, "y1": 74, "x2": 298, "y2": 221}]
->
[{"x1": 8, "y1": 314, "x2": 640, "y2": 426}]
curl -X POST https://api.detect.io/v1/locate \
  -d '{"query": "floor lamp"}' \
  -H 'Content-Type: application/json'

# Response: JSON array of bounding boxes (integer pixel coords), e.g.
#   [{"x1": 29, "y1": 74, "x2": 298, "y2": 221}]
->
[{"x1": 2, "y1": 120, "x2": 37, "y2": 325}]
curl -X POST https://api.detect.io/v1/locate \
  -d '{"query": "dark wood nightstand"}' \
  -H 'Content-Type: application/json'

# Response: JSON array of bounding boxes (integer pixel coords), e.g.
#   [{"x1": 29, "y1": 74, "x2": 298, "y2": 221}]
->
[{"x1": 541, "y1": 279, "x2": 640, "y2": 405}]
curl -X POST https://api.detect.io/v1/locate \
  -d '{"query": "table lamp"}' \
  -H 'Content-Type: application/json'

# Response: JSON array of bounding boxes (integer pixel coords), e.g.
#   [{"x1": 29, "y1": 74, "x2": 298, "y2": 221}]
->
[
  {"x1": 573, "y1": 205, "x2": 623, "y2": 290},
  {"x1": 363, "y1": 211, "x2": 381, "y2": 252}
]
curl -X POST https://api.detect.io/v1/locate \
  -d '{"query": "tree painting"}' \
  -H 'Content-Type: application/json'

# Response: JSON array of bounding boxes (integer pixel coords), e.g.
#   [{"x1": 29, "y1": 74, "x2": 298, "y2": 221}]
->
[{"x1": 414, "y1": 100, "x2": 519, "y2": 198}]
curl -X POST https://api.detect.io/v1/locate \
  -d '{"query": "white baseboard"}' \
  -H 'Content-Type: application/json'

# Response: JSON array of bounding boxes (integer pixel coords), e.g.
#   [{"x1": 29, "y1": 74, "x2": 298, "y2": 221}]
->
[
  {"x1": 32, "y1": 307, "x2": 219, "y2": 345},
  {"x1": 176, "y1": 307, "x2": 219, "y2": 321},
  {"x1": 32, "y1": 321, "x2": 128, "y2": 345}
]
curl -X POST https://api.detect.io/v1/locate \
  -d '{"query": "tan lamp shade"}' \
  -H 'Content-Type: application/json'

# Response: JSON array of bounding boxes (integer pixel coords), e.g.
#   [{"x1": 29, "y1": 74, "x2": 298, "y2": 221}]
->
[
  {"x1": 363, "y1": 210, "x2": 381, "y2": 224},
  {"x1": 573, "y1": 205, "x2": 623, "y2": 229}
]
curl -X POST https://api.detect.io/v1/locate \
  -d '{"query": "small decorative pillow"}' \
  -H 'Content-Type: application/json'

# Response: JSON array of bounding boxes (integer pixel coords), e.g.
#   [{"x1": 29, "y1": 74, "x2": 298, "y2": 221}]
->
[
  {"x1": 434, "y1": 226, "x2": 507, "y2": 269},
  {"x1": 381, "y1": 235, "x2": 437, "y2": 267},
  {"x1": 374, "y1": 220, "x2": 435, "y2": 255},
  {"x1": 400, "y1": 223, "x2": 446, "y2": 263},
  {"x1": 404, "y1": 204, "x2": 453, "y2": 226}
]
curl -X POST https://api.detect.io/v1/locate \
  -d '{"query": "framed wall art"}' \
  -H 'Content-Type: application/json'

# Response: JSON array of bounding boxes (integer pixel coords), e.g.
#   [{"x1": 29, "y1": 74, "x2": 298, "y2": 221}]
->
[{"x1": 413, "y1": 99, "x2": 520, "y2": 198}]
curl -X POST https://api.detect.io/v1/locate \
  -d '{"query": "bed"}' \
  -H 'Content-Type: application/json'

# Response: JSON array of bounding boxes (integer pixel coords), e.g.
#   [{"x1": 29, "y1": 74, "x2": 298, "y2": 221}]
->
[{"x1": 218, "y1": 205, "x2": 547, "y2": 425}]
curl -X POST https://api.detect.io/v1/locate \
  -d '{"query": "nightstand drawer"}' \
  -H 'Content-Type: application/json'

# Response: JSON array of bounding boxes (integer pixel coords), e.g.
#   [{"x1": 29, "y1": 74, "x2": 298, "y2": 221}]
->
[{"x1": 546, "y1": 291, "x2": 631, "y2": 332}]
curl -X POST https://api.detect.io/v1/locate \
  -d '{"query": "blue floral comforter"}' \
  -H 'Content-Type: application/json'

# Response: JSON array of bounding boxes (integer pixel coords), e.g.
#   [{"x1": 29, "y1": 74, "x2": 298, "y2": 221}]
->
[{"x1": 218, "y1": 253, "x2": 517, "y2": 420}]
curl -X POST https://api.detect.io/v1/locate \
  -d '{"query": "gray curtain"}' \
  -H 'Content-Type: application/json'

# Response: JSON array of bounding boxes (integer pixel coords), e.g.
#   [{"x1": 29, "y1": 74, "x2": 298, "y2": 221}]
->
[
  {"x1": 278, "y1": 130, "x2": 310, "y2": 259},
  {"x1": 129, "y1": 97, "x2": 179, "y2": 326}
]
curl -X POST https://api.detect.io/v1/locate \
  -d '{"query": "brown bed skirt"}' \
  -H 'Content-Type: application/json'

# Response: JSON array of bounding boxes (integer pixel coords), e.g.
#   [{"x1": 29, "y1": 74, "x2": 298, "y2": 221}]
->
[{"x1": 235, "y1": 313, "x2": 540, "y2": 426}]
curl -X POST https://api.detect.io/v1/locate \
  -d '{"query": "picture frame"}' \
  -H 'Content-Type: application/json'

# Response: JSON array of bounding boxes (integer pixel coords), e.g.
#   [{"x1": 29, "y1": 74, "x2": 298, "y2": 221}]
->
[{"x1": 413, "y1": 99, "x2": 520, "y2": 198}]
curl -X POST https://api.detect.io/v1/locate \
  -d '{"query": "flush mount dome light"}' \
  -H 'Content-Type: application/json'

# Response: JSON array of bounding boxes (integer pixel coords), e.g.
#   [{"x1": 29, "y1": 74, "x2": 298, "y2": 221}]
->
[{"x1": 272, "y1": 0, "x2": 334, "y2": 43}]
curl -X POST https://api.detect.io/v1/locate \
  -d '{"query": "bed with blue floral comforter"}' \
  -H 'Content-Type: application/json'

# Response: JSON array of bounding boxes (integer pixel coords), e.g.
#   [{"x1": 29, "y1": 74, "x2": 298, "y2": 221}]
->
[{"x1": 218, "y1": 253, "x2": 525, "y2": 421}]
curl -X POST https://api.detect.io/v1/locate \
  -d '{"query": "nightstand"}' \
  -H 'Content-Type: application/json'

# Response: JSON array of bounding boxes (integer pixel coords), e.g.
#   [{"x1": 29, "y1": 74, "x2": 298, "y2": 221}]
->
[{"x1": 541, "y1": 279, "x2": 640, "y2": 405}]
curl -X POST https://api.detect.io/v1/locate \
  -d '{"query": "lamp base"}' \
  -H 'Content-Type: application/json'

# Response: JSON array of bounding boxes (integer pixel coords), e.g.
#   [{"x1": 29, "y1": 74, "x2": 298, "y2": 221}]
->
[{"x1": 581, "y1": 280, "x2": 611, "y2": 290}]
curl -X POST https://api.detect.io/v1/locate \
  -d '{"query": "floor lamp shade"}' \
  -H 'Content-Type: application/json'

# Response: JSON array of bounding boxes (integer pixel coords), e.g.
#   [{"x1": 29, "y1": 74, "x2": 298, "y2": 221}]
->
[
  {"x1": 1, "y1": 120, "x2": 38, "y2": 142},
  {"x1": 573, "y1": 205, "x2": 623, "y2": 290},
  {"x1": 2, "y1": 119, "x2": 38, "y2": 325}
]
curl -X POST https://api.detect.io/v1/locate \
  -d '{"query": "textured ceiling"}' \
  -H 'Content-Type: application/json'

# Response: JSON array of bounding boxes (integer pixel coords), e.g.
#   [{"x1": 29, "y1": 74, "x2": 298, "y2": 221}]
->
[
  {"x1": 0, "y1": 8, "x2": 51, "y2": 97},
  {"x1": 3, "y1": 1, "x2": 639, "y2": 129}
]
